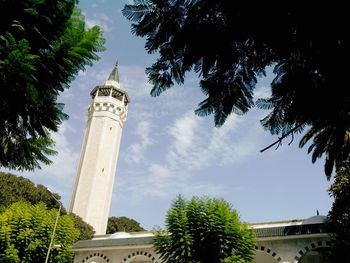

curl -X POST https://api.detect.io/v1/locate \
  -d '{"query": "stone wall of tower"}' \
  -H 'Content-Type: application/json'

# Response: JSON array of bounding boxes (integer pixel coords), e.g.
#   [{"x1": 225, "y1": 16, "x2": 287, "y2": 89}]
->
[{"x1": 69, "y1": 70, "x2": 128, "y2": 235}]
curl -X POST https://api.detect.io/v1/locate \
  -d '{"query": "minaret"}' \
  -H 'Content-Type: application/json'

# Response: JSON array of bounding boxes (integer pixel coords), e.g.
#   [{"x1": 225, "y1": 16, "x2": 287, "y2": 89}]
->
[{"x1": 69, "y1": 63, "x2": 129, "y2": 235}]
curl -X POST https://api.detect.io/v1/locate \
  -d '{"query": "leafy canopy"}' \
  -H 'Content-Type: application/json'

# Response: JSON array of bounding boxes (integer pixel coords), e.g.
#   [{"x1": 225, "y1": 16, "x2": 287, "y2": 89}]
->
[
  {"x1": 153, "y1": 195, "x2": 255, "y2": 263},
  {"x1": 0, "y1": 0, "x2": 105, "y2": 171},
  {"x1": 0, "y1": 171, "x2": 95, "y2": 240},
  {"x1": 69, "y1": 213, "x2": 95, "y2": 240},
  {"x1": 328, "y1": 160, "x2": 350, "y2": 262},
  {"x1": 122, "y1": 1, "x2": 348, "y2": 178},
  {"x1": 0, "y1": 171, "x2": 61, "y2": 211},
  {"x1": 0, "y1": 201, "x2": 79, "y2": 263},
  {"x1": 107, "y1": 216, "x2": 145, "y2": 234}
]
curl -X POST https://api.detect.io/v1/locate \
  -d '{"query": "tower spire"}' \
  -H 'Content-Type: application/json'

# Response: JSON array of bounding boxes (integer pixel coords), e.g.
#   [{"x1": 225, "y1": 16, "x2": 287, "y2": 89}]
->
[
  {"x1": 69, "y1": 63, "x2": 129, "y2": 235},
  {"x1": 107, "y1": 61, "x2": 120, "y2": 83}
]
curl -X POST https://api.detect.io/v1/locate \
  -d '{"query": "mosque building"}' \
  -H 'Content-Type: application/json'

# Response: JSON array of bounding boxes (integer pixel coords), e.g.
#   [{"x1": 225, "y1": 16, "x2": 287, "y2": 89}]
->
[{"x1": 69, "y1": 65, "x2": 331, "y2": 263}]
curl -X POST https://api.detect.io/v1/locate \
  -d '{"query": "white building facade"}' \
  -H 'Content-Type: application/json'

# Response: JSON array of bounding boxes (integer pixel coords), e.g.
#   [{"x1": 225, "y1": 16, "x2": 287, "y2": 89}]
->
[{"x1": 72, "y1": 216, "x2": 331, "y2": 263}]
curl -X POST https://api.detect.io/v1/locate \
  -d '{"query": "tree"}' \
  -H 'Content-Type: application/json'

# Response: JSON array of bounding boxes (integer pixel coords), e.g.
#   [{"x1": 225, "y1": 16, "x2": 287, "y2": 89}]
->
[
  {"x1": 123, "y1": 2, "x2": 350, "y2": 259},
  {"x1": 122, "y1": 1, "x2": 348, "y2": 178},
  {"x1": 0, "y1": 171, "x2": 62, "y2": 211},
  {"x1": 153, "y1": 195, "x2": 255, "y2": 263},
  {"x1": 0, "y1": 171, "x2": 95, "y2": 240},
  {"x1": 106, "y1": 216, "x2": 145, "y2": 233},
  {"x1": 328, "y1": 160, "x2": 350, "y2": 262},
  {"x1": 69, "y1": 213, "x2": 95, "y2": 240},
  {"x1": 0, "y1": 201, "x2": 79, "y2": 263},
  {"x1": 0, "y1": 0, "x2": 105, "y2": 171}
]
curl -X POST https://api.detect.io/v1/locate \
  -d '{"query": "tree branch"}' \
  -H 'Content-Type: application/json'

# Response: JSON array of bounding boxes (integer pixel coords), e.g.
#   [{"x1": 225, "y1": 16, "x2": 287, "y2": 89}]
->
[{"x1": 260, "y1": 123, "x2": 304, "y2": 153}]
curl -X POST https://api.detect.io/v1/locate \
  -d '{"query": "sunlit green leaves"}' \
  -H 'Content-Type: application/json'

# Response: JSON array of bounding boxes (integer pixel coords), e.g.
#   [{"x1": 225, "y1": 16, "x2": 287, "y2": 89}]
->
[
  {"x1": 153, "y1": 195, "x2": 255, "y2": 263},
  {"x1": 0, "y1": 202, "x2": 79, "y2": 263}
]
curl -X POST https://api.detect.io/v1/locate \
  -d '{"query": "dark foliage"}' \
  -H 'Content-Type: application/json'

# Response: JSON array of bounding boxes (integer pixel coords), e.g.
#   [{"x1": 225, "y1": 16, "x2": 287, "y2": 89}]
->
[
  {"x1": 0, "y1": 171, "x2": 62, "y2": 211},
  {"x1": 328, "y1": 160, "x2": 350, "y2": 262},
  {"x1": 70, "y1": 213, "x2": 95, "y2": 240},
  {"x1": 107, "y1": 216, "x2": 145, "y2": 233},
  {"x1": 123, "y1": 1, "x2": 349, "y2": 178},
  {"x1": 0, "y1": 0, "x2": 105, "y2": 171}
]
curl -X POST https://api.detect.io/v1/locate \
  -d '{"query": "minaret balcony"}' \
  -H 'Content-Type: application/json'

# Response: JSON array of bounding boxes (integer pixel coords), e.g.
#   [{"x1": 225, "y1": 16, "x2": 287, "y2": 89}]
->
[{"x1": 90, "y1": 85, "x2": 130, "y2": 106}]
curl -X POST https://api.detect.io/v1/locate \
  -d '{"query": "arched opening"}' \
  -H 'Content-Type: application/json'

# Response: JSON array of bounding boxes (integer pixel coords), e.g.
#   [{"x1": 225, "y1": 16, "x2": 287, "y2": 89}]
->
[
  {"x1": 129, "y1": 255, "x2": 153, "y2": 263},
  {"x1": 253, "y1": 250, "x2": 279, "y2": 263},
  {"x1": 298, "y1": 247, "x2": 331, "y2": 263},
  {"x1": 122, "y1": 251, "x2": 157, "y2": 263},
  {"x1": 85, "y1": 258, "x2": 106, "y2": 263},
  {"x1": 82, "y1": 253, "x2": 110, "y2": 263}
]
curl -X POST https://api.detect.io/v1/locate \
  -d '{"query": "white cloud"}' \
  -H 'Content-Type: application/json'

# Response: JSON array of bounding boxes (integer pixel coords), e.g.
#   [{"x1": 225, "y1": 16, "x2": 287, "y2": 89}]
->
[
  {"x1": 117, "y1": 161, "x2": 227, "y2": 201},
  {"x1": 78, "y1": 70, "x2": 87, "y2": 77},
  {"x1": 204, "y1": 114, "x2": 260, "y2": 166},
  {"x1": 19, "y1": 123, "x2": 79, "y2": 181},
  {"x1": 85, "y1": 13, "x2": 112, "y2": 32},
  {"x1": 116, "y1": 165, "x2": 174, "y2": 202},
  {"x1": 143, "y1": 164, "x2": 174, "y2": 197},
  {"x1": 254, "y1": 85, "x2": 271, "y2": 99},
  {"x1": 118, "y1": 109, "x2": 266, "y2": 201},
  {"x1": 168, "y1": 112, "x2": 199, "y2": 158},
  {"x1": 2, "y1": 122, "x2": 81, "y2": 207},
  {"x1": 149, "y1": 164, "x2": 172, "y2": 179},
  {"x1": 125, "y1": 121, "x2": 153, "y2": 164},
  {"x1": 45, "y1": 123, "x2": 79, "y2": 179},
  {"x1": 165, "y1": 111, "x2": 256, "y2": 173},
  {"x1": 120, "y1": 65, "x2": 151, "y2": 98}
]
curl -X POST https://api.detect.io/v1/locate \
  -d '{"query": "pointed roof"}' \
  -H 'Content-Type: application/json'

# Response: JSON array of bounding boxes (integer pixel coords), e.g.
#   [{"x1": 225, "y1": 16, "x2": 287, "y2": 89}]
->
[{"x1": 107, "y1": 61, "x2": 120, "y2": 83}]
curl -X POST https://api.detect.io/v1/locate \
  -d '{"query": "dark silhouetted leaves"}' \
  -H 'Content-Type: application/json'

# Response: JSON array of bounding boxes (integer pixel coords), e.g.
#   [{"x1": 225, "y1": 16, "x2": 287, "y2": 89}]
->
[
  {"x1": 0, "y1": 0, "x2": 105, "y2": 171},
  {"x1": 123, "y1": 0, "x2": 349, "y2": 179}
]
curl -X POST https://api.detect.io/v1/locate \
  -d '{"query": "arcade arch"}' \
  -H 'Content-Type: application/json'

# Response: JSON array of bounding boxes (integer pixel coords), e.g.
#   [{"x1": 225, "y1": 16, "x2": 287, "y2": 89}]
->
[
  {"x1": 129, "y1": 255, "x2": 153, "y2": 263},
  {"x1": 121, "y1": 251, "x2": 158, "y2": 263},
  {"x1": 253, "y1": 250, "x2": 279, "y2": 263},
  {"x1": 253, "y1": 246, "x2": 281, "y2": 262},
  {"x1": 81, "y1": 253, "x2": 110, "y2": 263},
  {"x1": 294, "y1": 241, "x2": 331, "y2": 263}
]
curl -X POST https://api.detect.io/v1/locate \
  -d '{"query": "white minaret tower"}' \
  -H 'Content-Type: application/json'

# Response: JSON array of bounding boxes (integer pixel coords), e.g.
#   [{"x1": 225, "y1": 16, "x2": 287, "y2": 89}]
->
[{"x1": 69, "y1": 63, "x2": 129, "y2": 235}]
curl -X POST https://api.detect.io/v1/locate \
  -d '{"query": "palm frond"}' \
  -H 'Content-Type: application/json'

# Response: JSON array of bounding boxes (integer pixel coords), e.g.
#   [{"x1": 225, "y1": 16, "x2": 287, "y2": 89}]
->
[
  {"x1": 299, "y1": 127, "x2": 318, "y2": 148},
  {"x1": 255, "y1": 98, "x2": 274, "y2": 110},
  {"x1": 195, "y1": 97, "x2": 215, "y2": 117},
  {"x1": 122, "y1": 1, "x2": 153, "y2": 22},
  {"x1": 325, "y1": 152, "x2": 335, "y2": 180},
  {"x1": 147, "y1": 60, "x2": 174, "y2": 96}
]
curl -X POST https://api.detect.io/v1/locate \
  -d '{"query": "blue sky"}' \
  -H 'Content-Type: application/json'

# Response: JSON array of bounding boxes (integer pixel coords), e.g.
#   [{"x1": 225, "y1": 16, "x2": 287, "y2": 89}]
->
[{"x1": 4, "y1": 0, "x2": 333, "y2": 230}]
